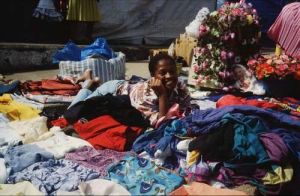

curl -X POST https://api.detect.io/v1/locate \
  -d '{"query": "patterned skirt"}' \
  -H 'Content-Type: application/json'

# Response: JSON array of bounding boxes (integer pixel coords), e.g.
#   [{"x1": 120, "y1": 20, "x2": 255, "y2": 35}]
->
[{"x1": 66, "y1": 0, "x2": 100, "y2": 22}]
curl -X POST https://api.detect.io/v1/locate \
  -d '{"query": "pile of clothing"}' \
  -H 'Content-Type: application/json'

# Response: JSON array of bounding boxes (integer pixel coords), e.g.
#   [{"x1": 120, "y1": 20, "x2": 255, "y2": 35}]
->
[{"x1": 133, "y1": 91, "x2": 300, "y2": 195}]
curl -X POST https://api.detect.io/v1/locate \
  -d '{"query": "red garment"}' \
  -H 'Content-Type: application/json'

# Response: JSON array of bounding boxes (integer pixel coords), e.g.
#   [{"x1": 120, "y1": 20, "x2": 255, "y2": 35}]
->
[
  {"x1": 51, "y1": 117, "x2": 68, "y2": 128},
  {"x1": 22, "y1": 79, "x2": 80, "y2": 96},
  {"x1": 73, "y1": 115, "x2": 143, "y2": 151},
  {"x1": 217, "y1": 95, "x2": 279, "y2": 109}
]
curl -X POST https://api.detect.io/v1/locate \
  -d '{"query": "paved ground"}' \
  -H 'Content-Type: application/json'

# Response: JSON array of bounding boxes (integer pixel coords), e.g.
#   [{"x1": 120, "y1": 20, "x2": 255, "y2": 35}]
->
[{"x1": 4, "y1": 61, "x2": 150, "y2": 81}]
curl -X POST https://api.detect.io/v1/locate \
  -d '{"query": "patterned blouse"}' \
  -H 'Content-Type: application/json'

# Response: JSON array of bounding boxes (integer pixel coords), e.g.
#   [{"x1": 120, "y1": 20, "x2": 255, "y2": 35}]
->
[{"x1": 118, "y1": 80, "x2": 191, "y2": 126}]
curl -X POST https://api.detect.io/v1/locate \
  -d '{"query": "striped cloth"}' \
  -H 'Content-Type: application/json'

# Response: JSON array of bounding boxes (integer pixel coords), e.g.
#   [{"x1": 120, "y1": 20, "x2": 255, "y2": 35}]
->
[
  {"x1": 59, "y1": 52, "x2": 126, "y2": 83},
  {"x1": 66, "y1": 0, "x2": 100, "y2": 22},
  {"x1": 268, "y1": 2, "x2": 300, "y2": 59}
]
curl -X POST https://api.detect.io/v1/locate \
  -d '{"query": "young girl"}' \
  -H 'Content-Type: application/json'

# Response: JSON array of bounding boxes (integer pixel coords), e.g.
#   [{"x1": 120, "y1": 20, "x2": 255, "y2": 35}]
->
[
  {"x1": 68, "y1": 54, "x2": 191, "y2": 126},
  {"x1": 232, "y1": 64, "x2": 266, "y2": 95}
]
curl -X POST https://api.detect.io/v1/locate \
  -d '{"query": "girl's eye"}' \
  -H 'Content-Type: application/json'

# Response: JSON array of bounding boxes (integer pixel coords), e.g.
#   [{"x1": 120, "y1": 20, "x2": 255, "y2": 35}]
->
[{"x1": 159, "y1": 71, "x2": 166, "y2": 75}]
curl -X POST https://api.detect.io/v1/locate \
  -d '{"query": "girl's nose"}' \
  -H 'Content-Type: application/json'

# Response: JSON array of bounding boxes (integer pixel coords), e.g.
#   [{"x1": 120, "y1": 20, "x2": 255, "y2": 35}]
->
[{"x1": 165, "y1": 72, "x2": 171, "y2": 78}]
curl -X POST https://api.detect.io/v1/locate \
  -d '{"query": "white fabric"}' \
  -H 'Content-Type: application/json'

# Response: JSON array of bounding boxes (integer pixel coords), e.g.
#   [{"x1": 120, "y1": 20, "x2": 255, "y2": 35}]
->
[
  {"x1": 33, "y1": 132, "x2": 91, "y2": 159},
  {"x1": 190, "y1": 99, "x2": 216, "y2": 110},
  {"x1": 8, "y1": 116, "x2": 49, "y2": 144},
  {"x1": 0, "y1": 159, "x2": 7, "y2": 184},
  {"x1": 0, "y1": 122, "x2": 22, "y2": 154},
  {"x1": 185, "y1": 7, "x2": 210, "y2": 38},
  {"x1": 0, "y1": 114, "x2": 9, "y2": 123},
  {"x1": 59, "y1": 52, "x2": 126, "y2": 83},
  {"x1": 0, "y1": 181, "x2": 43, "y2": 195},
  {"x1": 57, "y1": 179, "x2": 130, "y2": 195}
]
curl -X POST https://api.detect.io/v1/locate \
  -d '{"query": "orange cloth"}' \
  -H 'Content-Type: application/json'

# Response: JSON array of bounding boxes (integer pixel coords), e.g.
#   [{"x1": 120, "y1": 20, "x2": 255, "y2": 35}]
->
[{"x1": 170, "y1": 182, "x2": 247, "y2": 196}]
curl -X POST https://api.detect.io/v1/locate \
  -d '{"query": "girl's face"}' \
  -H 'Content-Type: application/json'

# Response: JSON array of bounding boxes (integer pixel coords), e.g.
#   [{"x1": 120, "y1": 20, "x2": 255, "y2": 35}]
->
[
  {"x1": 153, "y1": 59, "x2": 178, "y2": 90},
  {"x1": 234, "y1": 67, "x2": 245, "y2": 81}
]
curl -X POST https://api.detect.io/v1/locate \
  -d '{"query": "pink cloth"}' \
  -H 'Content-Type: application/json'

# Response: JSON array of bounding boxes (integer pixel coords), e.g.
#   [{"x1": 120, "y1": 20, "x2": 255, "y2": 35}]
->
[
  {"x1": 268, "y1": 2, "x2": 300, "y2": 59},
  {"x1": 65, "y1": 146, "x2": 134, "y2": 177},
  {"x1": 118, "y1": 80, "x2": 191, "y2": 126}
]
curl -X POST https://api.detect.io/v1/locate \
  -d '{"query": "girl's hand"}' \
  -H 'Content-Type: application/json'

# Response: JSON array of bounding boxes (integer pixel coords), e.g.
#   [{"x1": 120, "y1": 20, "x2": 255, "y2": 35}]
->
[{"x1": 149, "y1": 78, "x2": 168, "y2": 97}]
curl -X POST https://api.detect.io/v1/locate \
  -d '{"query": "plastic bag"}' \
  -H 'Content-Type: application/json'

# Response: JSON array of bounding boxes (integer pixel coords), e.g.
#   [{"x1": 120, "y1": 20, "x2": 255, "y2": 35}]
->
[
  {"x1": 81, "y1": 37, "x2": 116, "y2": 60},
  {"x1": 52, "y1": 41, "x2": 81, "y2": 63},
  {"x1": 52, "y1": 37, "x2": 115, "y2": 63}
]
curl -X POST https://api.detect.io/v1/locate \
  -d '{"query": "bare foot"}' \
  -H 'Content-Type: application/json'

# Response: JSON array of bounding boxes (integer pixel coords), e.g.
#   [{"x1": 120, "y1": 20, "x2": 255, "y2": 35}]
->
[
  {"x1": 93, "y1": 77, "x2": 101, "y2": 88},
  {"x1": 76, "y1": 69, "x2": 93, "y2": 84}
]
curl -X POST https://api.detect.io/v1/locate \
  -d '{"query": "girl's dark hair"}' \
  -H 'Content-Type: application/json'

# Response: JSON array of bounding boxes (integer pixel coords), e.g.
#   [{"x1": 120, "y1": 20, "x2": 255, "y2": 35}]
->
[{"x1": 149, "y1": 53, "x2": 176, "y2": 76}]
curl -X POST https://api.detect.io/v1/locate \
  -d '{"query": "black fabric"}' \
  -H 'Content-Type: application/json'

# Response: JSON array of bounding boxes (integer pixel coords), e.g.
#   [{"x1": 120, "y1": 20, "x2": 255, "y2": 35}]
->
[
  {"x1": 64, "y1": 94, "x2": 150, "y2": 127},
  {"x1": 188, "y1": 121, "x2": 235, "y2": 162}
]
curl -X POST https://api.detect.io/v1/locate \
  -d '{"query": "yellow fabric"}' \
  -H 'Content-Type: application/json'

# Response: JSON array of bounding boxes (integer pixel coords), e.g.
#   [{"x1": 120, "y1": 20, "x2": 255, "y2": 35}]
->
[
  {"x1": 0, "y1": 94, "x2": 40, "y2": 121},
  {"x1": 0, "y1": 181, "x2": 43, "y2": 195},
  {"x1": 187, "y1": 150, "x2": 200, "y2": 167},
  {"x1": 262, "y1": 164, "x2": 293, "y2": 185},
  {"x1": 275, "y1": 44, "x2": 282, "y2": 56},
  {"x1": 67, "y1": 0, "x2": 100, "y2": 22}
]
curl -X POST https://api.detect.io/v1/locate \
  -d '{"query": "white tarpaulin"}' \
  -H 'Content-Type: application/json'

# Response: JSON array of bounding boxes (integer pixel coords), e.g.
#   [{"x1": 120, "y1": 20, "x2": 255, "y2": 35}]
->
[{"x1": 94, "y1": 0, "x2": 216, "y2": 45}]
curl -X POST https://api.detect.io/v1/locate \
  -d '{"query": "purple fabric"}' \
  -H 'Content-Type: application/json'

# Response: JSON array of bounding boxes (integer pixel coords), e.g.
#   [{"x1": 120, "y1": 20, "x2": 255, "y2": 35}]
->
[
  {"x1": 259, "y1": 133, "x2": 289, "y2": 163},
  {"x1": 65, "y1": 146, "x2": 134, "y2": 177}
]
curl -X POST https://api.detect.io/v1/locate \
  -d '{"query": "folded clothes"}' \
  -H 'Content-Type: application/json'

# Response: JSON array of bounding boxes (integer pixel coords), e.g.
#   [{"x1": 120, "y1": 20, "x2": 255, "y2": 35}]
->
[{"x1": 22, "y1": 79, "x2": 81, "y2": 96}]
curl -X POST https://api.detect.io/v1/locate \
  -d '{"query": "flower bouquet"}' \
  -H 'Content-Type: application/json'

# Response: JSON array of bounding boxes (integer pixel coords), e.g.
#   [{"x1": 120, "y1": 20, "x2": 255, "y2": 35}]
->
[
  {"x1": 247, "y1": 54, "x2": 300, "y2": 80},
  {"x1": 247, "y1": 54, "x2": 300, "y2": 97},
  {"x1": 190, "y1": 0, "x2": 261, "y2": 89}
]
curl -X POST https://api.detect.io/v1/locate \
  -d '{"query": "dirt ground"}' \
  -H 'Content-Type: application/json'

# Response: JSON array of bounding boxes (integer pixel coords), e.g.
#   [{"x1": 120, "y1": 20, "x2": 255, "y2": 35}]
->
[{"x1": 3, "y1": 61, "x2": 150, "y2": 81}]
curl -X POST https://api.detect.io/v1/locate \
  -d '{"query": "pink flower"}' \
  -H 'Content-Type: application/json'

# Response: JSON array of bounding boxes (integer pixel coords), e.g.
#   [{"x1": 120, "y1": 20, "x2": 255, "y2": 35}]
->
[
  {"x1": 230, "y1": 32, "x2": 235, "y2": 39},
  {"x1": 223, "y1": 35, "x2": 229, "y2": 41},
  {"x1": 196, "y1": 75, "x2": 203, "y2": 83},
  {"x1": 227, "y1": 51, "x2": 234, "y2": 59},
  {"x1": 232, "y1": 8, "x2": 242, "y2": 16},
  {"x1": 199, "y1": 25, "x2": 210, "y2": 36},
  {"x1": 248, "y1": 59, "x2": 256, "y2": 65},
  {"x1": 218, "y1": 71, "x2": 226, "y2": 79},
  {"x1": 221, "y1": 51, "x2": 227, "y2": 60},
  {"x1": 193, "y1": 65, "x2": 200, "y2": 73},
  {"x1": 200, "y1": 48, "x2": 206, "y2": 53},
  {"x1": 279, "y1": 64, "x2": 288, "y2": 71},
  {"x1": 202, "y1": 62, "x2": 208, "y2": 69}
]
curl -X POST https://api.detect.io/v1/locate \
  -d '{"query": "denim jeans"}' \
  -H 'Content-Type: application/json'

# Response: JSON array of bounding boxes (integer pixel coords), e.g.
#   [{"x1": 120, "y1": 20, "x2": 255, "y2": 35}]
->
[{"x1": 68, "y1": 80, "x2": 125, "y2": 108}]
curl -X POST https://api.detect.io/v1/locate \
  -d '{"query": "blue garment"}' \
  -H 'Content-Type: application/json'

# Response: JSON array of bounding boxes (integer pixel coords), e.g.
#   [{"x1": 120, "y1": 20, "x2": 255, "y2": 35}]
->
[
  {"x1": 7, "y1": 159, "x2": 100, "y2": 195},
  {"x1": 106, "y1": 155, "x2": 184, "y2": 195},
  {"x1": 183, "y1": 105, "x2": 300, "y2": 161},
  {"x1": 68, "y1": 80, "x2": 125, "y2": 108},
  {"x1": 133, "y1": 120, "x2": 186, "y2": 156},
  {"x1": 4, "y1": 144, "x2": 54, "y2": 175},
  {"x1": 183, "y1": 105, "x2": 300, "y2": 135},
  {"x1": 0, "y1": 81, "x2": 20, "y2": 95},
  {"x1": 222, "y1": 113, "x2": 270, "y2": 168}
]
